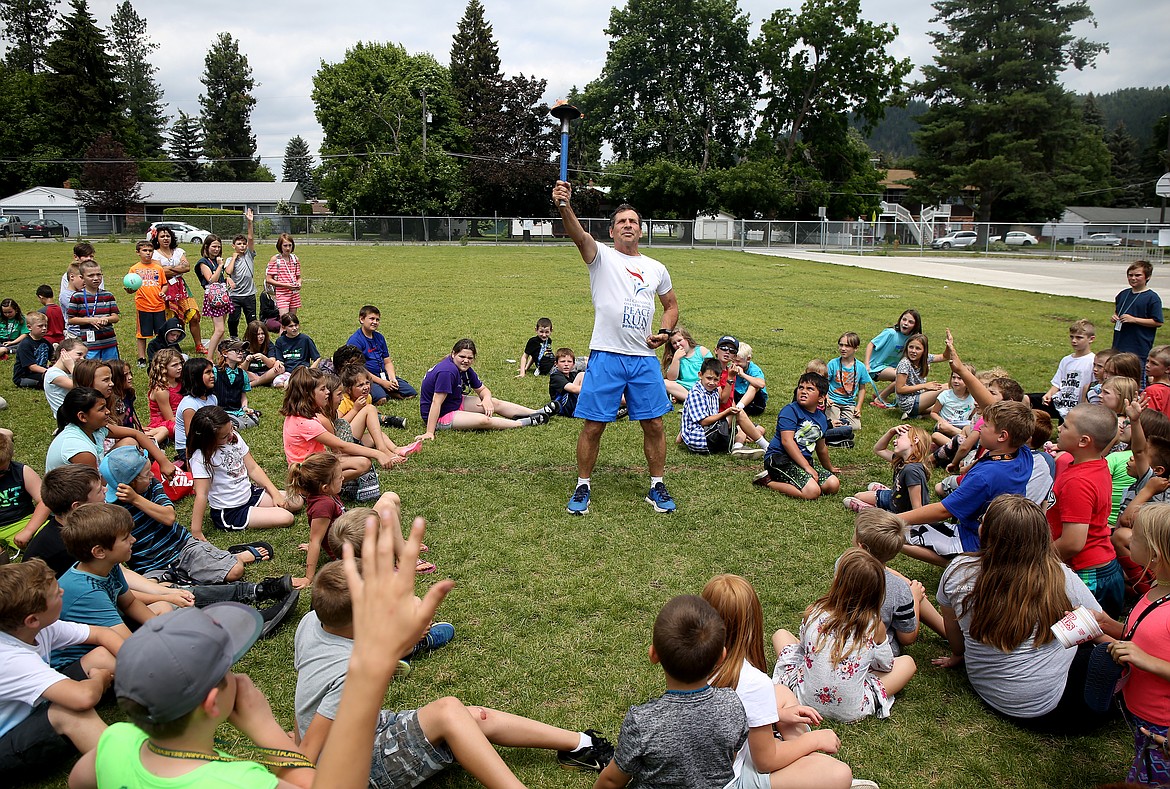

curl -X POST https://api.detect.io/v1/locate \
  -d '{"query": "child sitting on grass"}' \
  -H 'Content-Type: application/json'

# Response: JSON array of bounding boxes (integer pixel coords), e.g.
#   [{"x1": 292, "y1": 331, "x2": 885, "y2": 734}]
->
[
  {"x1": 844, "y1": 424, "x2": 931, "y2": 514},
  {"x1": 0, "y1": 560, "x2": 118, "y2": 783},
  {"x1": 517, "y1": 316, "x2": 555, "y2": 377},
  {"x1": 929, "y1": 365, "x2": 975, "y2": 444},
  {"x1": 0, "y1": 431, "x2": 41, "y2": 554},
  {"x1": 732, "y1": 342, "x2": 769, "y2": 417},
  {"x1": 773, "y1": 549, "x2": 917, "y2": 723},
  {"x1": 295, "y1": 553, "x2": 614, "y2": 785},
  {"x1": 52, "y1": 503, "x2": 159, "y2": 668},
  {"x1": 1143, "y1": 345, "x2": 1170, "y2": 417},
  {"x1": 850, "y1": 509, "x2": 944, "y2": 652},
  {"x1": 287, "y1": 452, "x2": 349, "y2": 589},
  {"x1": 68, "y1": 517, "x2": 452, "y2": 789},
  {"x1": 826, "y1": 332, "x2": 872, "y2": 430},
  {"x1": 1047, "y1": 403, "x2": 1124, "y2": 616},
  {"x1": 212, "y1": 339, "x2": 260, "y2": 429},
  {"x1": 679, "y1": 358, "x2": 767, "y2": 458},
  {"x1": 594, "y1": 595, "x2": 747, "y2": 789},
  {"x1": 549, "y1": 347, "x2": 585, "y2": 418},
  {"x1": 146, "y1": 349, "x2": 183, "y2": 445},
  {"x1": 894, "y1": 333, "x2": 944, "y2": 419},
  {"x1": 753, "y1": 372, "x2": 840, "y2": 500}
]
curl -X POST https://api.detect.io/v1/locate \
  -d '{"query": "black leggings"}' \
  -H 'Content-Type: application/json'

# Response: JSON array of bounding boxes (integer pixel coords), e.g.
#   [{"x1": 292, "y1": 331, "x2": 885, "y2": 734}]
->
[{"x1": 228, "y1": 294, "x2": 257, "y2": 338}]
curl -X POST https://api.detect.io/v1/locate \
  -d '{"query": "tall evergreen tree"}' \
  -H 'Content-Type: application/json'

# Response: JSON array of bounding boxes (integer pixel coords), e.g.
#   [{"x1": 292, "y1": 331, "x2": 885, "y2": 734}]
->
[
  {"x1": 167, "y1": 110, "x2": 204, "y2": 182},
  {"x1": 449, "y1": 0, "x2": 555, "y2": 216},
  {"x1": 1106, "y1": 121, "x2": 1143, "y2": 208},
  {"x1": 1081, "y1": 93, "x2": 1105, "y2": 131},
  {"x1": 108, "y1": 1, "x2": 166, "y2": 165},
  {"x1": 0, "y1": 61, "x2": 62, "y2": 193},
  {"x1": 282, "y1": 135, "x2": 318, "y2": 199},
  {"x1": 0, "y1": 0, "x2": 56, "y2": 74},
  {"x1": 199, "y1": 32, "x2": 258, "y2": 181},
  {"x1": 44, "y1": 0, "x2": 126, "y2": 174},
  {"x1": 910, "y1": 0, "x2": 1111, "y2": 223}
]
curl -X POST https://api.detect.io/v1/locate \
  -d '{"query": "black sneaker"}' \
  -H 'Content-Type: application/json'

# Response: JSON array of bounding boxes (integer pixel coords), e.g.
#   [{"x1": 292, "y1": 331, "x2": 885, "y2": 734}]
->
[
  {"x1": 258, "y1": 588, "x2": 300, "y2": 639},
  {"x1": 136, "y1": 357, "x2": 147, "y2": 369},
  {"x1": 256, "y1": 574, "x2": 293, "y2": 602},
  {"x1": 527, "y1": 411, "x2": 550, "y2": 427},
  {"x1": 557, "y1": 730, "x2": 614, "y2": 772},
  {"x1": 380, "y1": 415, "x2": 408, "y2": 429},
  {"x1": 615, "y1": 407, "x2": 629, "y2": 420}
]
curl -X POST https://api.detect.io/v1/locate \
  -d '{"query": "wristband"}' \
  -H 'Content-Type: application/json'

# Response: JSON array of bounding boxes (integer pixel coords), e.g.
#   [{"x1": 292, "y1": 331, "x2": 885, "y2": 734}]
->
[{"x1": 658, "y1": 327, "x2": 676, "y2": 336}]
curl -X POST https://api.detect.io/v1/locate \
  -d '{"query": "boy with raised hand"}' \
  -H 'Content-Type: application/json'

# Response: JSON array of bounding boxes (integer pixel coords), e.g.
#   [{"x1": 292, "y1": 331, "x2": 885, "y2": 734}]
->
[
  {"x1": 347, "y1": 304, "x2": 416, "y2": 403},
  {"x1": 1027, "y1": 318, "x2": 1095, "y2": 424},
  {"x1": 52, "y1": 503, "x2": 158, "y2": 668},
  {"x1": 67, "y1": 259, "x2": 120, "y2": 361},
  {"x1": 753, "y1": 372, "x2": 841, "y2": 500},
  {"x1": 899, "y1": 330, "x2": 1035, "y2": 566},
  {"x1": 296, "y1": 533, "x2": 614, "y2": 787},
  {"x1": 594, "y1": 595, "x2": 747, "y2": 789},
  {"x1": 69, "y1": 513, "x2": 453, "y2": 789},
  {"x1": 227, "y1": 208, "x2": 257, "y2": 340},
  {"x1": 0, "y1": 559, "x2": 117, "y2": 783},
  {"x1": 1047, "y1": 403, "x2": 1124, "y2": 616}
]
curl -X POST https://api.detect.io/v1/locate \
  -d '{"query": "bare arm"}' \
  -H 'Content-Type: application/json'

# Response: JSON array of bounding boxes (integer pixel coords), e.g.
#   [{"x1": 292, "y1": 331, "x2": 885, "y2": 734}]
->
[
  {"x1": 1053, "y1": 522, "x2": 1089, "y2": 561},
  {"x1": 944, "y1": 330, "x2": 995, "y2": 408},
  {"x1": 932, "y1": 605, "x2": 966, "y2": 668},
  {"x1": 593, "y1": 760, "x2": 631, "y2": 789},
  {"x1": 552, "y1": 181, "x2": 598, "y2": 264}
]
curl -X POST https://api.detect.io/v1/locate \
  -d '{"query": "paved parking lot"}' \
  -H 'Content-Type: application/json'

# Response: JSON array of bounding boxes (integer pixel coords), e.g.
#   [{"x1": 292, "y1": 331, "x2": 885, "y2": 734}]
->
[{"x1": 747, "y1": 248, "x2": 1145, "y2": 303}]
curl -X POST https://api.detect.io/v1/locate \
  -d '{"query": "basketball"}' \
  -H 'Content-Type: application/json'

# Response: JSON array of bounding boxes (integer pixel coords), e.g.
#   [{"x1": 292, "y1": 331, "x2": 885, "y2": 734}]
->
[{"x1": 123, "y1": 272, "x2": 143, "y2": 292}]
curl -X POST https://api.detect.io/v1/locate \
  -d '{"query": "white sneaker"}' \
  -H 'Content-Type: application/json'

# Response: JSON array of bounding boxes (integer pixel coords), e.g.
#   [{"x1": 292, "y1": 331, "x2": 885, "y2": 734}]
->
[
  {"x1": 731, "y1": 446, "x2": 764, "y2": 460},
  {"x1": 850, "y1": 780, "x2": 879, "y2": 789}
]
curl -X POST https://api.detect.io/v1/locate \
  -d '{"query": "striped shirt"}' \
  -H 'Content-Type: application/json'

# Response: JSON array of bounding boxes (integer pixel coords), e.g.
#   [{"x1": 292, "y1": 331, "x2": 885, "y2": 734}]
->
[{"x1": 67, "y1": 289, "x2": 119, "y2": 352}]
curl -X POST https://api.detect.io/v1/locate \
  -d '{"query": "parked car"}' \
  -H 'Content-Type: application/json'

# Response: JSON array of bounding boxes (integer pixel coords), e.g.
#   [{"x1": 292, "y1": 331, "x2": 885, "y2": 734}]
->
[
  {"x1": 1004, "y1": 231, "x2": 1038, "y2": 246},
  {"x1": 931, "y1": 230, "x2": 978, "y2": 249},
  {"x1": 0, "y1": 215, "x2": 23, "y2": 238},
  {"x1": 1082, "y1": 233, "x2": 1122, "y2": 247},
  {"x1": 19, "y1": 219, "x2": 69, "y2": 238},
  {"x1": 148, "y1": 221, "x2": 211, "y2": 245}
]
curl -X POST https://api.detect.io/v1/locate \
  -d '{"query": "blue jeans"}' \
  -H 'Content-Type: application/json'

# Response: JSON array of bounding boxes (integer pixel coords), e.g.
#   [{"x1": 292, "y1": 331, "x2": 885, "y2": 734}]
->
[{"x1": 370, "y1": 377, "x2": 417, "y2": 402}]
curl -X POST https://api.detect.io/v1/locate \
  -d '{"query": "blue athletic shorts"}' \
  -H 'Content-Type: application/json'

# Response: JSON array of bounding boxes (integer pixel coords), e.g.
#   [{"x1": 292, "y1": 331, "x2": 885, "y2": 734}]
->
[{"x1": 575, "y1": 350, "x2": 672, "y2": 422}]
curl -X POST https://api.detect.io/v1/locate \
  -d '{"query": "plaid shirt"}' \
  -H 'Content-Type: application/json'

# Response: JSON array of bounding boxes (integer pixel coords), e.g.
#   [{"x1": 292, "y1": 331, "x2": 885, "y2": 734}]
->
[{"x1": 681, "y1": 381, "x2": 720, "y2": 451}]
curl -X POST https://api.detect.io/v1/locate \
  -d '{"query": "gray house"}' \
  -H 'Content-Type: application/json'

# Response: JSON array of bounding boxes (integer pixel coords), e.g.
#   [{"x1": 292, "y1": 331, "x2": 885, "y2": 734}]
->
[{"x1": 0, "y1": 182, "x2": 308, "y2": 237}]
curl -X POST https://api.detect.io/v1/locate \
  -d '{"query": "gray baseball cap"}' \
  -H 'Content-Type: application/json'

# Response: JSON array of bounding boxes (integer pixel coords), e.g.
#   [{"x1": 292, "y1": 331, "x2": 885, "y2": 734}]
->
[{"x1": 114, "y1": 603, "x2": 263, "y2": 723}]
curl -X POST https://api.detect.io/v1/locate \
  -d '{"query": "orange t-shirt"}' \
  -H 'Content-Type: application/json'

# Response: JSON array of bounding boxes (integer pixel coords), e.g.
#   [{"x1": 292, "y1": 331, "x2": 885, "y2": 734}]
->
[{"x1": 129, "y1": 261, "x2": 167, "y2": 313}]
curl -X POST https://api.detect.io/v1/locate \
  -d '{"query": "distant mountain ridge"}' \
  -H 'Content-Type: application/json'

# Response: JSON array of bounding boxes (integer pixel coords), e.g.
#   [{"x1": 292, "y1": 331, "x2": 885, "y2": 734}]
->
[{"x1": 853, "y1": 87, "x2": 1170, "y2": 163}]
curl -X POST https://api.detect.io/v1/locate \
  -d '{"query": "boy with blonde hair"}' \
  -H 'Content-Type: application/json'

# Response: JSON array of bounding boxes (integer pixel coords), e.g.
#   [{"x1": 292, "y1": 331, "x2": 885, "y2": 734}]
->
[
  {"x1": 1027, "y1": 319, "x2": 1094, "y2": 423},
  {"x1": 13, "y1": 312, "x2": 51, "y2": 388}
]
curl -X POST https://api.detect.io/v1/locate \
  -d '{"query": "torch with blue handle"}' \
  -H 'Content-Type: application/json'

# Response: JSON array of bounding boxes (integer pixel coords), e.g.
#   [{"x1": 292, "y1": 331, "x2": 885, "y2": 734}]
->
[{"x1": 550, "y1": 100, "x2": 582, "y2": 206}]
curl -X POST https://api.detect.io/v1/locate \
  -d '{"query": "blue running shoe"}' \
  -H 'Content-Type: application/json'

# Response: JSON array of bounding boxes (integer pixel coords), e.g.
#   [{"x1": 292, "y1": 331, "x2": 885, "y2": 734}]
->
[
  {"x1": 410, "y1": 622, "x2": 455, "y2": 659},
  {"x1": 567, "y1": 484, "x2": 591, "y2": 515},
  {"x1": 645, "y1": 482, "x2": 677, "y2": 513}
]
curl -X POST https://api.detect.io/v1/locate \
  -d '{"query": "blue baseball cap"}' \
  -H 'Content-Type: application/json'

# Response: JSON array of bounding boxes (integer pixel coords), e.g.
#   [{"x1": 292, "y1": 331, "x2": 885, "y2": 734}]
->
[{"x1": 99, "y1": 446, "x2": 150, "y2": 503}]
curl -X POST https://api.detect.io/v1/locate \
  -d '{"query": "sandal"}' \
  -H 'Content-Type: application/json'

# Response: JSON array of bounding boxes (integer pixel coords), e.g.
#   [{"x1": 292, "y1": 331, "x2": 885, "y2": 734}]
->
[
  {"x1": 415, "y1": 558, "x2": 436, "y2": 574},
  {"x1": 228, "y1": 541, "x2": 274, "y2": 562}
]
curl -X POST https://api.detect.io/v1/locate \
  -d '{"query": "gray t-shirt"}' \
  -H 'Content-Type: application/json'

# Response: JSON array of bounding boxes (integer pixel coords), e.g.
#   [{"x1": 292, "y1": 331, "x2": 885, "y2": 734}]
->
[
  {"x1": 882, "y1": 568, "x2": 917, "y2": 657},
  {"x1": 937, "y1": 556, "x2": 1101, "y2": 718},
  {"x1": 613, "y1": 685, "x2": 746, "y2": 789},
  {"x1": 229, "y1": 248, "x2": 257, "y2": 297},
  {"x1": 294, "y1": 610, "x2": 356, "y2": 737}
]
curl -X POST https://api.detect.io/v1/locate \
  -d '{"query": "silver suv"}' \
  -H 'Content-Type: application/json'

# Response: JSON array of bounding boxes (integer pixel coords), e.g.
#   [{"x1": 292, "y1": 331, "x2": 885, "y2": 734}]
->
[{"x1": 931, "y1": 230, "x2": 978, "y2": 250}]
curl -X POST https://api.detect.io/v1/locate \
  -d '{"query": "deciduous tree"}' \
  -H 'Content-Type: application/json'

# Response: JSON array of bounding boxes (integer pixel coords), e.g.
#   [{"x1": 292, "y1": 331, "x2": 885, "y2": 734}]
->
[
  {"x1": 313, "y1": 42, "x2": 465, "y2": 228},
  {"x1": 200, "y1": 32, "x2": 258, "y2": 181},
  {"x1": 583, "y1": 0, "x2": 757, "y2": 170},
  {"x1": 909, "y1": 0, "x2": 1111, "y2": 223},
  {"x1": 78, "y1": 133, "x2": 141, "y2": 231}
]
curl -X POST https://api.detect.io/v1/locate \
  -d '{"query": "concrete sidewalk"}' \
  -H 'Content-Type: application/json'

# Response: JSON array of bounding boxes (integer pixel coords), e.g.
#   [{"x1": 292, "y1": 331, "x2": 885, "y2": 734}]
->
[{"x1": 746, "y1": 248, "x2": 1135, "y2": 303}]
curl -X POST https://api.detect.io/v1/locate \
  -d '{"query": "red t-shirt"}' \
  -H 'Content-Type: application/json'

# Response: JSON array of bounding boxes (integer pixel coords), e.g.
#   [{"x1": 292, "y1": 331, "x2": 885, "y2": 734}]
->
[
  {"x1": 1046, "y1": 457, "x2": 1115, "y2": 570},
  {"x1": 718, "y1": 368, "x2": 736, "y2": 409},
  {"x1": 1144, "y1": 382, "x2": 1170, "y2": 419},
  {"x1": 1121, "y1": 593, "x2": 1170, "y2": 723},
  {"x1": 43, "y1": 303, "x2": 65, "y2": 345}
]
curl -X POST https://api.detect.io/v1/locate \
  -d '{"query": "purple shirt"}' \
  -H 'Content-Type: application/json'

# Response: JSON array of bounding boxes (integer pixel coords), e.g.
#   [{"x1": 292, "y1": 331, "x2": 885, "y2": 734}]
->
[{"x1": 420, "y1": 356, "x2": 482, "y2": 421}]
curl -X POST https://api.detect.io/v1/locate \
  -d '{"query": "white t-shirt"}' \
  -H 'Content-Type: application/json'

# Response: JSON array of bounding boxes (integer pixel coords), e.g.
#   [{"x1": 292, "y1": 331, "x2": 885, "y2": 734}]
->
[
  {"x1": 729, "y1": 660, "x2": 778, "y2": 779},
  {"x1": 587, "y1": 244, "x2": 673, "y2": 357},
  {"x1": 43, "y1": 366, "x2": 70, "y2": 417},
  {"x1": 188, "y1": 432, "x2": 252, "y2": 509},
  {"x1": 153, "y1": 248, "x2": 188, "y2": 284},
  {"x1": 1050, "y1": 353, "x2": 1095, "y2": 416},
  {"x1": 0, "y1": 620, "x2": 89, "y2": 739}
]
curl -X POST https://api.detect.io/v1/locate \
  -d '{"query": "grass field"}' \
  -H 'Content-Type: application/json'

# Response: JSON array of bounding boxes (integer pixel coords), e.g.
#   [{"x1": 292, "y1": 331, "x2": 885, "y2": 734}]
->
[{"x1": 0, "y1": 240, "x2": 1131, "y2": 788}]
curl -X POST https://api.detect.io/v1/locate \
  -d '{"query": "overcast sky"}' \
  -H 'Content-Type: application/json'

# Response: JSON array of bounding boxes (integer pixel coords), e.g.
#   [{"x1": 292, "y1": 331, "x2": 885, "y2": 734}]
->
[{"x1": 82, "y1": 0, "x2": 1168, "y2": 171}]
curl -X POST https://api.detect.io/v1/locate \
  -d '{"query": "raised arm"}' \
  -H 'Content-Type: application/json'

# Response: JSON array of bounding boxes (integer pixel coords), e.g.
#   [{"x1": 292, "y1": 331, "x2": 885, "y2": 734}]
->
[{"x1": 552, "y1": 180, "x2": 598, "y2": 264}]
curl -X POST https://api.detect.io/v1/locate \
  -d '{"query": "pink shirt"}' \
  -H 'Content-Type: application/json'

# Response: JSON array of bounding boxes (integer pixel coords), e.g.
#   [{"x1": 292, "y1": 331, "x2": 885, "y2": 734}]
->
[
  {"x1": 1122, "y1": 593, "x2": 1170, "y2": 723},
  {"x1": 283, "y1": 415, "x2": 326, "y2": 463}
]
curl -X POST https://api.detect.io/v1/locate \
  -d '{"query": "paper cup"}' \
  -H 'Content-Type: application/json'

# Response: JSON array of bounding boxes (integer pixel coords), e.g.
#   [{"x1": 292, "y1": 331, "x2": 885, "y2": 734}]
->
[{"x1": 1050, "y1": 606, "x2": 1104, "y2": 649}]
